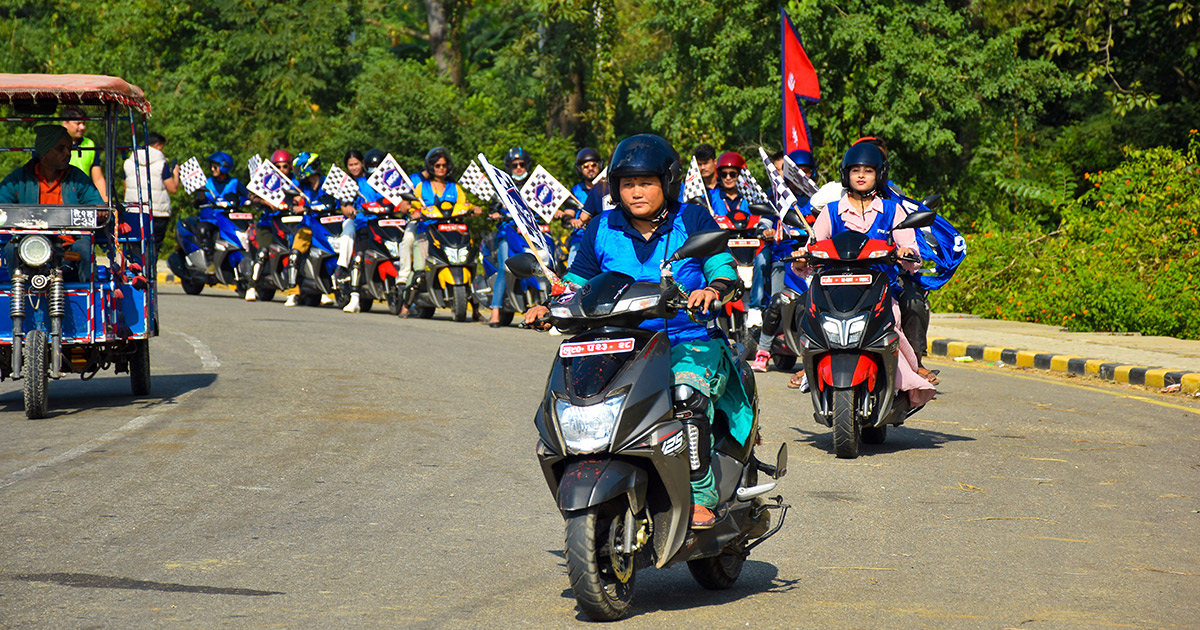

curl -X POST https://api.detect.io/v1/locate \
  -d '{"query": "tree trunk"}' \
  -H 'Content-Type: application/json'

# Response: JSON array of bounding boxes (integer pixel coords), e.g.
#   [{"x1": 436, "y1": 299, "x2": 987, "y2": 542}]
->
[{"x1": 424, "y1": 0, "x2": 462, "y2": 87}]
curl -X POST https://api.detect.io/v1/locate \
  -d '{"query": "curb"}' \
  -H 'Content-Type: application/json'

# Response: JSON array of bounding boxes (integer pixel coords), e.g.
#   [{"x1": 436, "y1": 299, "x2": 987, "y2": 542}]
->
[{"x1": 927, "y1": 337, "x2": 1200, "y2": 394}]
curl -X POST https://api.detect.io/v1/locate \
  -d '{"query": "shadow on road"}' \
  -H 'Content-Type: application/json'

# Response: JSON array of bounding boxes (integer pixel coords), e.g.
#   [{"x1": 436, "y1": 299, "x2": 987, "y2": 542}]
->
[
  {"x1": 0, "y1": 372, "x2": 217, "y2": 419},
  {"x1": 789, "y1": 423, "x2": 974, "y2": 457}
]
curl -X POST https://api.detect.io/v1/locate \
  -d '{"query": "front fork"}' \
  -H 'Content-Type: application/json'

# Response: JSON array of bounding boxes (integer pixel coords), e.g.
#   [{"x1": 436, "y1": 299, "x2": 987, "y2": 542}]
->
[{"x1": 7, "y1": 269, "x2": 63, "y2": 379}]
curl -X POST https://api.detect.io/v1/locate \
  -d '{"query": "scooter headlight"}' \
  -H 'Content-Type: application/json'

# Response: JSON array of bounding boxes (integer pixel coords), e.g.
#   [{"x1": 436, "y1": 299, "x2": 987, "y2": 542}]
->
[
  {"x1": 821, "y1": 313, "x2": 869, "y2": 347},
  {"x1": 446, "y1": 247, "x2": 469, "y2": 264},
  {"x1": 554, "y1": 393, "x2": 626, "y2": 454},
  {"x1": 18, "y1": 235, "x2": 52, "y2": 266}
]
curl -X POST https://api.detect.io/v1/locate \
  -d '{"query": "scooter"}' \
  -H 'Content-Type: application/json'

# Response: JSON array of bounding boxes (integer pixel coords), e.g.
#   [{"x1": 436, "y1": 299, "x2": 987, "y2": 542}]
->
[
  {"x1": 784, "y1": 209, "x2": 937, "y2": 458},
  {"x1": 713, "y1": 203, "x2": 775, "y2": 349},
  {"x1": 167, "y1": 200, "x2": 255, "y2": 297},
  {"x1": 244, "y1": 207, "x2": 300, "y2": 302},
  {"x1": 287, "y1": 203, "x2": 342, "y2": 307},
  {"x1": 474, "y1": 220, "x2": 553, "y2": 326},
  {"x1": 402, "y1": 214, "x2": 477, "y2": 321},
  {"x1": 335, "y1": 202, "x2": 407, "y2": 314},
  {"x1": 509, "y1": 230, "x2": 789, "y2": 621}
]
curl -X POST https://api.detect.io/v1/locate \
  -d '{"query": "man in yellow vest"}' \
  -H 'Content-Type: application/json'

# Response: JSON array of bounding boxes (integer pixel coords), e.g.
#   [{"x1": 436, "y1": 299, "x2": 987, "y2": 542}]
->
[{"x1": 62, "y1": 106, "x2": 108, "y2": 203}]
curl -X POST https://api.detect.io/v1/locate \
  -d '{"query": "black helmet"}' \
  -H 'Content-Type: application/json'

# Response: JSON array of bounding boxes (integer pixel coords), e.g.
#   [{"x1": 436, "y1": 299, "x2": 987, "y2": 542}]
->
[
  {"x1": 503, "y1": 147, "x2": 532, "y2": 182},
  {"x1": 607, "y1": 134, "x2": 682, "y2": 218},
  {"x1": 574, "y1": 147, "x2": 604, "y2": 179},
  {"x1": 364, "y1": 149, "x2": 385, "y2": 174},
  {"x1": 424, "y1": 147, "x2": 454, "y2": 177},
  {"x1": 839, "y1": 142, "x2": 889, "y2": 196}
]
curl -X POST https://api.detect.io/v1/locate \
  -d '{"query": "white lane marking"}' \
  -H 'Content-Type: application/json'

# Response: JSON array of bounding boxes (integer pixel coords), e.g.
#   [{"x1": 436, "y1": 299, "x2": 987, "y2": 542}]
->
[
  {"x1": 170, "y1": 331, "x2": 221, "y2": 369},
  {"x1": 0, "y1": 333, "x2": 220, "y2": 491}
]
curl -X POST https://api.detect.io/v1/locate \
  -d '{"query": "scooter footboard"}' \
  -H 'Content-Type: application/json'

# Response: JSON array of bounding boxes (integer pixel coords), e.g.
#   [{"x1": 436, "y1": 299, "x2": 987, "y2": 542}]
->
[{"x1": 557, "y1": 458, "x2": 648, "y2": 515}]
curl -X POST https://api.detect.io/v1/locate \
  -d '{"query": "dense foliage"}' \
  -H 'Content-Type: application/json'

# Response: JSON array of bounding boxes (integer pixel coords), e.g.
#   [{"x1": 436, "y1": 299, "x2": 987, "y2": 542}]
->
[{"x1": 1, "y1": 0, "x2": 1196, "y2": 335}]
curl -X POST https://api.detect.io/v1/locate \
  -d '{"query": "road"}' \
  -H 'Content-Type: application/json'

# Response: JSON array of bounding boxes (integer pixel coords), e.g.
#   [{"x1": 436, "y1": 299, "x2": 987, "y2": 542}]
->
[{"x1": 2, "y1": 286, "x2": 1198, "y2": 629}]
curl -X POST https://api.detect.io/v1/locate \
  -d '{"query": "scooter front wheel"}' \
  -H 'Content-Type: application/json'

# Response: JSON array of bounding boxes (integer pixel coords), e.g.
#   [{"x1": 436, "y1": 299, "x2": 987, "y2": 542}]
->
[
  {"x1": 564, "y1": 505, "x2": 635, "y2": 621},
  {"x1": 180, "y1": 278, "x2": 204, "y2": 295},
  {"x1": 452, "y1": 285, "x2": 468, "y2": 322},
  {"x1": 831, "y1": 388, "x2": 860, "y2": 459}
]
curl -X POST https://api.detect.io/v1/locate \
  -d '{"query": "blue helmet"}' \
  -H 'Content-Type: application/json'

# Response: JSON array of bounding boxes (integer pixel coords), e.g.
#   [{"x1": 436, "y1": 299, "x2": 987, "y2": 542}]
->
[
  {"x1": 207, "y1": 151, "x2": 234, "y2": 175},
  {"x1": 839, "y1": 143, "x2": 889, "y2": 196},
  {"x1": 787, "y1": 149, "x2": 815, "y2": 169},
  {"x1": 293, "y1": 152, "x2": 321, "y2": 179}
]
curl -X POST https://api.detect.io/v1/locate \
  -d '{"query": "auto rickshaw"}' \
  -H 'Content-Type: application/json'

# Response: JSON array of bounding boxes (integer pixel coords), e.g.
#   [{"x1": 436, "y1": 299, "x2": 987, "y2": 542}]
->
[{"x1": 0, "y1": 74, "x2": 158, "y2": 418}]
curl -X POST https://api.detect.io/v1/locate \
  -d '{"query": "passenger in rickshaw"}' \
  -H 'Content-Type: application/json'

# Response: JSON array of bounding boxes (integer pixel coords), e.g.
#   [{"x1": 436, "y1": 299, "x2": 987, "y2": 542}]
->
[{"x1": 0, "y1": 125, "x2": 104, "y2": 280}]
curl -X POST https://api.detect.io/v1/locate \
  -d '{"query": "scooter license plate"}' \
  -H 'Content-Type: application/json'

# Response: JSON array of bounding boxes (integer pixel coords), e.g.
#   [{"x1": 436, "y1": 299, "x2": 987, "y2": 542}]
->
[
  {"x1": 821, "y1": 274, "x2": 872, "y2": 286},
  {"x1": 728, "y1": 238, "x2": 761, "y2": 247},
  {"x1": 319, "y1": 215, "x2": 343, "y2": 224},
  {"x1": 559, "y1": 338, "x2": 637, "y2": 358},
  {"x1": 438, "y1": 223, "x2": 468, "y2": 232},
  {"x1": 228, "y1": 212, "x2": 254, "y2": 220},
  {"x1": 281, "y1": 215, "x2": 303, "y2": 223},
  {"x1": 378, "y1": 219, "x2": 407, "y2": 227}
]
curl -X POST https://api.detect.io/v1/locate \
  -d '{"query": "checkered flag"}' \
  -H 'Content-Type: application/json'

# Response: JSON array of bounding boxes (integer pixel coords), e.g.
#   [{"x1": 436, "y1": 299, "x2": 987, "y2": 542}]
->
[
  {"x1": 592, "y1": 166, "x2": 607, "y2": 186},
  {"x1": 782, "y1": 154, "x2": 819, "y2": 197},
  {"x1": 366, "y1": 153, "x2": 415, "y2": 206},
  {"x1": 248, "y1": 154, "x2": 262, "y2": 180},
  {"x1": 180, "y1": 157, "x2": 206, "y2": 195},
  {"x1": 460, "y1": 160, "x2": 495, "y2": 202},
  {"x1": 735, "y1": 168, "x2": 771, "y2": 206},
  {"x1": 247, "y1": 160, "x2": 293, "y2": 209},
  {"x1": 478, "y1": 153, "x2": 557, "y2": 280},
  {"x1": 758, "y1": 147, "x2": 798, "y2": 214},
  {"x1": 322, "y1": 164, "x2": 359, "y2": 205},
  {"x1": 681, "y1": 156, "x2": 707, "y2": 203},
  {"x1": 520, "y1": 165, "x2": 570, "y2": 223}
]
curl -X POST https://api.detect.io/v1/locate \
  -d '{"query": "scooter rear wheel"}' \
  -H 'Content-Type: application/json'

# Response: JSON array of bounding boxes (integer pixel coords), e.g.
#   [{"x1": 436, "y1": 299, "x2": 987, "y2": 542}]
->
[
  {"x1": 771, "y1": 354, "x2": 796, "y2": 371},
  {"x1": 831, "y1": 388, "x2": 860, "y2": 459},
  {"x1": 564, "y1": 505, "x2": 635, "y2": 621},
  {"x1": 687, "y1": 548, "x2": 746, "y2": 590}
]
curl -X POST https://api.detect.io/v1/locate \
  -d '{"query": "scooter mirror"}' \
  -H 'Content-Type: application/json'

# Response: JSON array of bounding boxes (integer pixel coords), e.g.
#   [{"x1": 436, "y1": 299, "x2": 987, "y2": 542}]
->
[
  {"x1": 666, "y1": 230, "x2": 731, "y2": 263},
  {"x1": 400, "y1": 192, "x2": 418, "y2": 203},
  {"x1": 920, "y1": 194, "x2": 942, "y2": 210},
  {"x1": 505, "y1": 252, "x2": 541, "y2": 279},
  {"x1": 781, "y1": 209, "x2": 808, "y2": 230},
  {"x1": 894, "y1": 209, "x2": 937, "y2": 231},
  {"x1": 747, "y1": 203, "x2": 775, "y2": 216}
]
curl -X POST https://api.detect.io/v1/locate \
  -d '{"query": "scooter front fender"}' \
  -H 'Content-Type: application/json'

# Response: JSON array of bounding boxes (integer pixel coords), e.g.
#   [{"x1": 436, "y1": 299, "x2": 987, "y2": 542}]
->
[{"x1": 557, "y1": 458, "x2": 648, "y2": 516}]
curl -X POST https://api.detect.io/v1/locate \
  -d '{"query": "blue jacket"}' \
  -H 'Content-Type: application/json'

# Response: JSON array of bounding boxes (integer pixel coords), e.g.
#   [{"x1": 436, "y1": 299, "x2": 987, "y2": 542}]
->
[{"x1": 708, "y1": 188, "x2": 750, "y2": 218}]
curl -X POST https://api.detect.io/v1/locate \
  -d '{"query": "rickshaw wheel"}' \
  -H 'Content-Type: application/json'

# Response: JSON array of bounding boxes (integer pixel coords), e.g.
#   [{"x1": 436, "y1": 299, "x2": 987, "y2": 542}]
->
[
  {"x1": 130, "y1": 340, "x2": 151, "y2": 396},
  {"x1": 23, "y1": 330, "x2": 48, "y2": 419}
]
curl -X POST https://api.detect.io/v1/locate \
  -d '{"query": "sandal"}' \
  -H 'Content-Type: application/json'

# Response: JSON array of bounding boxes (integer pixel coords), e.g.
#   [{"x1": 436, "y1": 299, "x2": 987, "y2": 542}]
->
[
  {"x1": 787, "y1": 369, "x2": 806, "y2": 389},
  {"x1": 917, "y1": 366, "x2": 940, "y2": 386}
]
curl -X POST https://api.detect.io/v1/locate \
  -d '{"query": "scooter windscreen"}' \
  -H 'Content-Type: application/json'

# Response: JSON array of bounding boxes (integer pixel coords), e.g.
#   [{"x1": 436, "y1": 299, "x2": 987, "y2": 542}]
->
[{"x1": 576, "y1": 271, "x2": 635, "y2": 318}]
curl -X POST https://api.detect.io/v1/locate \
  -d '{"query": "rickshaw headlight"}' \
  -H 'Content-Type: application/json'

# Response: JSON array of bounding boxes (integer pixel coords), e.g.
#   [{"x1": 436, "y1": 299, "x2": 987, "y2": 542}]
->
[{"x1": 18, "y1": 235, "x2": 52, "y2": 267}]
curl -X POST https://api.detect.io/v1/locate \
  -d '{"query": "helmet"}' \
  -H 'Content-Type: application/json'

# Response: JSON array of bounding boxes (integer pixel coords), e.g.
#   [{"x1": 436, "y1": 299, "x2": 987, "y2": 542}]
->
[
  {"x1": 504, "y1": 147, "x2": 532, "y2": 182},
  {"x1": 364, "y1": 148, "x2": 385, "y2": 174},
  {"x1": 207, "y1": 151, "x2": 233, "y2": 175},
  {"x1": 839, "y1": 143, "x2": 889, "y2": 196},
  {"x1": 716, "y1": 151, "x2": 746, "y2": 171},
  {"x1": 424, "y1": 147, "x2": 454, "y2": 177},
  {"x1": 606, "y1": 134, "x2": 682, "y2": 217},
  {"x1": 787, "y1": 149, "x2": 815, "y2": 169},
  {"x1": 574, "y1": 147, "x2": 604, "y2": 178},
  {"x1": 271, "y1": 149, "x2": 293, "y2": 165},
  {"x1": 293, "y1": 152, "x2": 321, "y2": 179}
]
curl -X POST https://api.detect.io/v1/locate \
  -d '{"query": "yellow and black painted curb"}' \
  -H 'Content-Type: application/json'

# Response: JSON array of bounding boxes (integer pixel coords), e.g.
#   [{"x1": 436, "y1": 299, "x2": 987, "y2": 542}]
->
[{"x1": 928, "y1": 336, "x2": 1200, "y2": 394}]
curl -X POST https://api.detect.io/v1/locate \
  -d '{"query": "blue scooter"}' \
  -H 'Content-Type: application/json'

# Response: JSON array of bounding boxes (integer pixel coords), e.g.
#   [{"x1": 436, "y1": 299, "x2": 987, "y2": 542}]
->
[{"x1": 167, "y1": 198, "x2": 253, "y2": 297}]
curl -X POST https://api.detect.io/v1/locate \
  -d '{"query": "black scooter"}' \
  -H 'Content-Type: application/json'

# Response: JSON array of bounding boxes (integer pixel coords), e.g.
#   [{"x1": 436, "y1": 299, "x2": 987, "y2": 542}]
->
[
  {"x1": 784, "y1": 209, "x2": 937, "y2": 458},
  {"x1": 510, "y1": 230, "x2": 788, "y2": 621}
]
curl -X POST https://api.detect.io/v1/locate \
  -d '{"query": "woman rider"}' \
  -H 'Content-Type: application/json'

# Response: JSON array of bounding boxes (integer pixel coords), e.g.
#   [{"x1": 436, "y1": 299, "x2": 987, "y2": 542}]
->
[{"x1": 524, "y1": 134, "x2": 753, "y2": 530}]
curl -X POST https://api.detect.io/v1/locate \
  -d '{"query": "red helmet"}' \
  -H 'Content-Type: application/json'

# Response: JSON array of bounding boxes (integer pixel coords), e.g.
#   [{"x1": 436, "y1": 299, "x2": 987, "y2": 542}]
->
[
  {"x1": 271, "y1": 149, "x2": 293, "y2": 164},
  {"x1": 716, "y1": 151, "x2": 746, "y2": 170}
]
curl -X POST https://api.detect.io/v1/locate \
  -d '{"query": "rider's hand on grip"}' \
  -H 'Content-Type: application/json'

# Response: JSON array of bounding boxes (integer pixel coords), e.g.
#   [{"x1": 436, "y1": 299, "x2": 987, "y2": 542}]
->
[{"x1": 524, "y1": 305, "x2": 552, "y2": 330}]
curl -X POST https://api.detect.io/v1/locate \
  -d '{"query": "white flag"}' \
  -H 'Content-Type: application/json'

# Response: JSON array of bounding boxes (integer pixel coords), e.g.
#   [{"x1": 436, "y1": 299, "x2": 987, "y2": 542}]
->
[
  {"x1": 520, "y1": 165, "x2": 571, "y2": 223},
  {"x1": 180, "y1": 157, "x2": 206, "y2": 195},
  {"x1": 782, "y1": 154, "x2": 819, "y2": 197},
  {"x1": 459, "y1": 160, "x2": 495, "y2": 202},
  {"x1": 246, "y1": 160, "x2": 294, "y2": 210},
  {"x1": 758, "y1": 147, "x2": 798, "y2": 215},
  {"x1": 681, "y1": 156, "x2": 708, "y2": 203},
  {"x1": 735, "y1": 168, "x2": 771, "y2": 206},
  {"x1": 247, "y1": 154, "x2": 262, "y2": 180},
  {"x1": 366, "y1": 153, "x2": 414, "y2": 206},
  {"x1": 323, "y1": 164, "x2": 360, "y2": 205},
  {"x1": 591, "y1": 166, "x2": 607, "y2": 186},
  {"x1": 478, "y1": 153, "x2": 557, "y2": 279}
]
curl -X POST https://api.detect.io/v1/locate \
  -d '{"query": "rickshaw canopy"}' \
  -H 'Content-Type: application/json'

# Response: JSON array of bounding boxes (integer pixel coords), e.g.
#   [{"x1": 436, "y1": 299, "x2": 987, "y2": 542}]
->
[{"x1": 0, "y1": 74, "x2": 151, "y2": 114}]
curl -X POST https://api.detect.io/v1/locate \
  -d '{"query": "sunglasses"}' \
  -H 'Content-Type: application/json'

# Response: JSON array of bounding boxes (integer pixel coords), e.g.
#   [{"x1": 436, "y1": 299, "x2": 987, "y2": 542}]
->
[
  {"x1": 510, "y1": 161, "x2": 528, "y2": 168},
  {"x1": 433, "y1": 162, "x2": 449, "y2": 169},
  {"x1": 718, "y1": 170, "x2": 740, "y2": 179}
]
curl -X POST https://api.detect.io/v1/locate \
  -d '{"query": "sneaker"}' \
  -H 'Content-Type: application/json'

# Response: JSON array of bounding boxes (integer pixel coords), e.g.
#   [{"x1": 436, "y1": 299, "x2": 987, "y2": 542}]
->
[
  {"x1": 320, "y1": 293, "x2": 336, "y2": 306},
  {"x1": 745, "y1": 308, "x2": 763, "y2": 329},
  {"x1": 342, "y1": 292, "x2": 361, "y2": 313},
  {"x1": 244, "y1": 287, "x2": 257, "y2": 302},
  {"x1": 284, "y1": 294, "x2": 299, "y2": 307},
  {"x1": 690, "y1": 505, "x2": 716, "y2": 529},
  {"x1": 750, "y1": 350, "x2": 770, "y2": 372}
]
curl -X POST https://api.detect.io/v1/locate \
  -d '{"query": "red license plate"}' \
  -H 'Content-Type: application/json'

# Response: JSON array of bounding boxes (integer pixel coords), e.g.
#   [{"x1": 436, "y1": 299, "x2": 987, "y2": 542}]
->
[
  {"x1": 728, "y1": 238, "x2": 761, "y2": 247},
  {"x1": 378, "y1": 219, "x2": 407, "y2": 227},
  {"x1": 559, "y1": 338, "x2": 636, "y2": 358},
  {"x1": 437, "y1": 223, "x2": 468, "y2": 232},
  {"x1": 821, "y1": 274, "x2": 872, "y2": 286}
]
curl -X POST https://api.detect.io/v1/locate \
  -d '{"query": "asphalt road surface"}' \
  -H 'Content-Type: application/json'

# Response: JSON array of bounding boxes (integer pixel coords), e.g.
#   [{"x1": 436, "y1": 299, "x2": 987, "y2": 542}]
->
[{"x1": 2, "y1": 286, "x2": 1197, "y2": 629}]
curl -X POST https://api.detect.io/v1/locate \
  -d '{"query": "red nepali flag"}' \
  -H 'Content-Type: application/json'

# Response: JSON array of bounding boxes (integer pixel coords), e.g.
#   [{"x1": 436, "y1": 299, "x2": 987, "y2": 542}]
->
[{"x1": 781, "y1": 8, "x2": 820, "y2": 153}]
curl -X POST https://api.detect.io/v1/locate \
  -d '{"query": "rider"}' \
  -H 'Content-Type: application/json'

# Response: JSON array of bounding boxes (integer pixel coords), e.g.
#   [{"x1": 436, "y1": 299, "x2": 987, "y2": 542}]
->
[
  {"x1": 709, "y1": 151, "x2": 774, "y2": 320},
  {"x1": 342, "y1": 149, "x2": 409, "y2": 314},
  {"x1": 0, "y1": 125, "x2": 104, "y2": 279},
  {"x1": 794, "y1": 142, "x2": 936, "y2": 406},
  {"x1": 562, "y1": 147, "x2": 603, "y2": 266},
  {"x1": 402, "y1": 148, "x2": 477, "y2": 314},
  {"x1": 270, "y1": 150, "x2": 294, "y2": 178},
  {"x1": 485, "y1": 147, "x2": 533, "y2": 327},
  {"x1": 524, "y1": 134, "x2": 751, "y2": 530},
  {"x1": 199, "y1": 151, "x2": 247, "y2": 210},
  {"x1": 282, "y1": 153, "x2": 339, "y2": 307}
]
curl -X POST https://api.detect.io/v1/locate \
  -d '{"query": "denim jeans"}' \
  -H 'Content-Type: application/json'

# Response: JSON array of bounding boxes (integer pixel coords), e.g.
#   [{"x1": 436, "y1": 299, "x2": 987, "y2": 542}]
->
[{"x1": 490, "y1": 236, "x2": 510, "y2": 309}]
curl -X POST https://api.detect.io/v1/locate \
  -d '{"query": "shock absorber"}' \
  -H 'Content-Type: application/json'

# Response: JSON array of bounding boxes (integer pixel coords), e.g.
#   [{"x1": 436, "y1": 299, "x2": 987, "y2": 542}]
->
[
  {"x1": 10, "y1": 269, "x2": 25, "y2": 378},
  {"x1": 48, "y1": 269, "x2": 65, "y2": 379}
]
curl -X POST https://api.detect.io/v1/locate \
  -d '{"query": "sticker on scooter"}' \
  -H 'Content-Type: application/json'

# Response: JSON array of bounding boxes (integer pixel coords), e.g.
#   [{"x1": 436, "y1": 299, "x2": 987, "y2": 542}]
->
[
  {"x1": 319, "y1": 215, "x2": 343, "y2": 224},
  {"x1": 661, "y1": 430, "x2": 685, "y2": 456},
  {"x1": 821, "y1": 274, "x2": 872, "y2": 285},
  {"x1": 228, "y1": 212, "x2": 253, "y2": 220},
  {"x1": 558, "y1": 338, "x2": 636, "y2": 358},
  {"x1": 728, "y1": 238, "x2": 761, "y2": 247}
]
